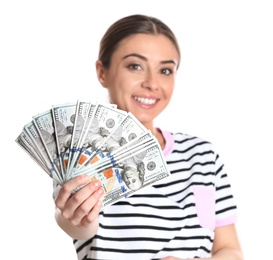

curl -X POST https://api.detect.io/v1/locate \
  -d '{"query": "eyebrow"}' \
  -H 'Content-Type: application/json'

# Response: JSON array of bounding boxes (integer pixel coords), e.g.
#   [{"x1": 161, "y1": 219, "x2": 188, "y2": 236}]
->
[{"x1": 122, "y1": 53, "x2": 177, "y2": 66}]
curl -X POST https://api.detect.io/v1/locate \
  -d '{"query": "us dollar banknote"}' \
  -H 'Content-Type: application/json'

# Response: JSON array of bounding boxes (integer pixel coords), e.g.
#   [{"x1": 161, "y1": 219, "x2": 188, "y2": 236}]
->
[{"x1": 15, "y1": 100, "x2": 171, "y2": 208}]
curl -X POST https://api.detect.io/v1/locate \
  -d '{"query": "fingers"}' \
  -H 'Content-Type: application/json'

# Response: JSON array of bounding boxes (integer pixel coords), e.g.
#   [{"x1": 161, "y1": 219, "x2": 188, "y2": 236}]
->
[
  {"x1": 80, "y1": 198, "x2": 103, "y2": 228},
  {"x1": 55, "y1": 175, "x2": 92, "y2": 209},
  {"x1": 55, "y1": 175, "x2": 104, "y2": 227},
  {"x1": 68, "y1": 182, "x2": 104, "y2": 226}
]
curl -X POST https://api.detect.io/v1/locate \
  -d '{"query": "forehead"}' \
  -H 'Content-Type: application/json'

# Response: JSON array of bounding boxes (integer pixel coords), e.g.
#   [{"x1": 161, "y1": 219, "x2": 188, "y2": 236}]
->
[{"x1": 114, "y1": 33, "x2": 179, "y2": 61}]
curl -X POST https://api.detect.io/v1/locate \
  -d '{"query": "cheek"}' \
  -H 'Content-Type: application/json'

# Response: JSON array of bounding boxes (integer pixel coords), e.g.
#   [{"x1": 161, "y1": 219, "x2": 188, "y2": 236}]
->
[
  {"x1": 106, "y1": 76, "x2": 129, "y2": 96},
  {"x1": 161, "y1": 77, "x2": 175, "y2": 96},
  {"x1": 107, "y1": 89, "x2": 121, "y2": 106},
  {"x1": 168, "y1": 85, "x2": 175, "y2": 96}
]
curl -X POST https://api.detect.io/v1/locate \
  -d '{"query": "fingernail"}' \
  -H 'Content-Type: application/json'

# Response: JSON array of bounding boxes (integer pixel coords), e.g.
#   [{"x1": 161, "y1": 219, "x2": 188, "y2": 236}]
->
[
  {"x1": 83, "y1": 175, "x2": 90, "y2": 181},
  {"x1": 94, "y1": 180, "x2": 100, "y2": 187}
]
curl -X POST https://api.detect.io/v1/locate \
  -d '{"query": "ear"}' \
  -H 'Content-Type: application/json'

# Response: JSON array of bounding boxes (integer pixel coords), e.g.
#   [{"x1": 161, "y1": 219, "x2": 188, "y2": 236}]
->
[{"x1": 96, "y1": 60, "x2": 107, "y2": 88}]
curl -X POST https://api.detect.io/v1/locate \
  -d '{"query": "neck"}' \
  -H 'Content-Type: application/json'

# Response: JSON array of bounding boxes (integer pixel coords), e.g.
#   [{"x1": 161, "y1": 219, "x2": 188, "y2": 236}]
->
[
  {"x1": 152, "y1": 127, "x2": 165, "y2": 150},
  {"x1": 141, "y1": 123, "x2": 165, "y2": 150}
]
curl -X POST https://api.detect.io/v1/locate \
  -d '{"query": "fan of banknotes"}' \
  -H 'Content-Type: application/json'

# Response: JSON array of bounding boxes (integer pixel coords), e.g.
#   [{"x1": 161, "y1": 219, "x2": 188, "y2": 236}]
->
[{"x1": 15, "y1": 100, "x2": 170, "y2": 207}]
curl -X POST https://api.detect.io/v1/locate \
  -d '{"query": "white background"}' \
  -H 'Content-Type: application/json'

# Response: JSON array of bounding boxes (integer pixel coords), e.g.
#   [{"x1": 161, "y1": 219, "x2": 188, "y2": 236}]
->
[{"x1": 1, "y1": 1, "x2": 272, "y2": 259}]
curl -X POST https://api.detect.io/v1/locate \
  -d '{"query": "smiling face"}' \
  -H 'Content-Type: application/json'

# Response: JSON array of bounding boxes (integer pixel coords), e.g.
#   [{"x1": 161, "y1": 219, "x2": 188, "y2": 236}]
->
[{"x1": 96, "y1": 33, "x2": 180, "y2": 129}]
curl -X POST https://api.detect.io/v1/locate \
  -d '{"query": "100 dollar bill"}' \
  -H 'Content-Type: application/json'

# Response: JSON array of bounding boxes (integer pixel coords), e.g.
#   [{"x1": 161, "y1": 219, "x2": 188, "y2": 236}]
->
[
  {"x1": 84, "y1": 138, "x2": 170, "y2": 208},
  {"x1": 15, "y1": 100, "x2": 171, "y2": 208}
]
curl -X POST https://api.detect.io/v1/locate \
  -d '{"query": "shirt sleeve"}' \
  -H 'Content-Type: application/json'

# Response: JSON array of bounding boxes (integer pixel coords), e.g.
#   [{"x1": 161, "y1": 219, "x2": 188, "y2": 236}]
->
[{"x1": 214, "y1": 151, "x2": 238, "y2": 227}]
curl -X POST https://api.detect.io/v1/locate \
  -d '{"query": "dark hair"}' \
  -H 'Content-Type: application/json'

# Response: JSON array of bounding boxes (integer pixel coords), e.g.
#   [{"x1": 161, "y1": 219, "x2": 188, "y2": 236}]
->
[{"x1": 98, "y1": 14, "x2": 181, "y2": 69}]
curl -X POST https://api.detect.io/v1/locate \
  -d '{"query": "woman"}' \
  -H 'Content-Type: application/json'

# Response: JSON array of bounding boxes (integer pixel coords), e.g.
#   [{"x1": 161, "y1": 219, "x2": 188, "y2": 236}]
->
[{"x1": 54, "y1": 14, "x2": 243, "y2": 259}]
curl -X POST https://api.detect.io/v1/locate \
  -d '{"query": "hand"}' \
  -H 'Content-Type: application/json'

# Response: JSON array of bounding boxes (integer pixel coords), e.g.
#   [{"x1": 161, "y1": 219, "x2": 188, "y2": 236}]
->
[
  {"x1": 161, "y1": 257, "x2": 185, "y2": 260},
  {"x1": 55, "y1": 175, "x2": 104, "y2": 230},
  {"x1": 160, "y1": 256, "x2": 206, "y2": 260},
  {"x1": 160, "y1": 256, "x2": 185, "y2": 260}
]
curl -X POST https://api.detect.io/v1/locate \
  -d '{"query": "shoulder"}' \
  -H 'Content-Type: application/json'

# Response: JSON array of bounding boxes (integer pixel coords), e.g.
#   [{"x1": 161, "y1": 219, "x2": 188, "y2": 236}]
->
[
  {"x1": 160, "y1": 128, "x2": 216, "y2": 158},
  {"x1": 160, "y1": 128, "x2": 211, "y2": 144},
  {"x1": 171, "y1": 131, "x2": 211, "y2": 144}
]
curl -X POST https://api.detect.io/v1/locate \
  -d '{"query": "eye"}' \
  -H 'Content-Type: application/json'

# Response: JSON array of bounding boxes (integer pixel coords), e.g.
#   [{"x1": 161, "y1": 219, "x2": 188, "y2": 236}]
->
[
  {"x1": 161, "y1": 68, "x2": 173, "y2": 75},
  {"x1": 128, "y1": 63, "x2": 142, "y2": 71}
]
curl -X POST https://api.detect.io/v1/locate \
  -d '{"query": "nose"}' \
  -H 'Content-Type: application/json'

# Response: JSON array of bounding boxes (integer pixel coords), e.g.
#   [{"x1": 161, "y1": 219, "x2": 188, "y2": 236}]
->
[{"x1": 141, "y1": 70, "x2": 159, "y2": 90}]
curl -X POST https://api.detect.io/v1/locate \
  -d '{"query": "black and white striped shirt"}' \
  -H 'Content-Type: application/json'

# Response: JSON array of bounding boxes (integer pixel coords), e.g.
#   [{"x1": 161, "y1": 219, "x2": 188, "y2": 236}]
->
[{"x1": 59, "y1": 130, "x2": 237, "y2": 260}]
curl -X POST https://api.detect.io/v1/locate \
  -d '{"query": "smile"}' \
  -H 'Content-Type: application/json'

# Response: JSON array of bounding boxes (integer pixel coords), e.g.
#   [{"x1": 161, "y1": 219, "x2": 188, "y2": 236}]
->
[{"x1": 134, "y1": 96, "x2": 157, "y2": 105}]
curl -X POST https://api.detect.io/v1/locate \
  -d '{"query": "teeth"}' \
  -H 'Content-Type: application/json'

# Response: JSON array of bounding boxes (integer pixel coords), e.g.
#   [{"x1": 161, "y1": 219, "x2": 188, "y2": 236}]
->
[{"x1": 134, "y1": 97, "x2": 156, "y2": 105}]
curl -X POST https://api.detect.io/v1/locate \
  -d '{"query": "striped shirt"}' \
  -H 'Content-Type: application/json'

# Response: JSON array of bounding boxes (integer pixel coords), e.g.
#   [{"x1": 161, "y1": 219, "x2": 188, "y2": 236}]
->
[{"x1": 57, "y1": 130, "x2": 237, "y2": 260}]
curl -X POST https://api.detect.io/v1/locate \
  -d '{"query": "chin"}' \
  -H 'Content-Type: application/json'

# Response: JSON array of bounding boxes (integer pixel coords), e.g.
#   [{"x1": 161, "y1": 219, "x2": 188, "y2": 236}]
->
[{"x1": 136, "y1": 114, "x2": 155, "y2": 125}]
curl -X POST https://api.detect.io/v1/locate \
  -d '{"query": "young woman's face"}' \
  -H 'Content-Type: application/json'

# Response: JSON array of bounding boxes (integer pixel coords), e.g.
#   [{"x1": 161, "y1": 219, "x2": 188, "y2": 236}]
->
[{"x1": 97, "y1": 34, "x2": 179, "y2": 128}]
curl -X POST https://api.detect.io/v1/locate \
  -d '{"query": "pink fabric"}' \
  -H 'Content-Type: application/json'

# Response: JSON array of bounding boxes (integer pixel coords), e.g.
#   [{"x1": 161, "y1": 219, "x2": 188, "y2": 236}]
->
[
  {"x1": 193, "y1": 186, "x2": 215, "y2": 230},
  {"x1": 158, "y1": 129, "x2": 174, "y2": 157},
  {"x1": 215, "y1": 215, "x2": 237, "y2": 228},
  {"x1": 156, "y1": 128, "x2": 237, "y2": 229}
]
